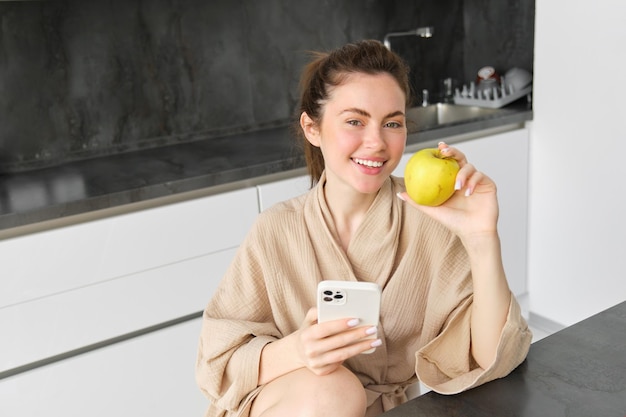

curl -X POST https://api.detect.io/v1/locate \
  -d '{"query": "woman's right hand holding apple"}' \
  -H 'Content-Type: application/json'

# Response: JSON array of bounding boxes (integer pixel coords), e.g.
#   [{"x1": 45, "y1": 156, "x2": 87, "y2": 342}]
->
[{"x1": 399, "y1": 141, "x2": 500, "y2": 243}]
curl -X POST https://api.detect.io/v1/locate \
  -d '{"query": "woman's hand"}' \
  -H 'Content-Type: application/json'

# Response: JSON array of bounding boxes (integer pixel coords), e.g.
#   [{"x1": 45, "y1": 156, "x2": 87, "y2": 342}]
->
[
  {"x1": 293, "y1": 308, "x2": 380, "y2": 376},
  {"x1": 257, "y1": 307, "x2": 380, "y2": 385},
  {"x1": 398, "y1": 142, "x2": 499, "y2": 242}
]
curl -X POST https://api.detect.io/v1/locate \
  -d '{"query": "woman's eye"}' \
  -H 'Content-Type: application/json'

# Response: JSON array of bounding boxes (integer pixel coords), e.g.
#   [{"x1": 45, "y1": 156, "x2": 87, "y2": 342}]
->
[
  {"x1": 347, "y1": 120, "x2": 362, "y2": 126},
  {"x1": 385, "y1": 121, "x2": 403, "y2": 128}
]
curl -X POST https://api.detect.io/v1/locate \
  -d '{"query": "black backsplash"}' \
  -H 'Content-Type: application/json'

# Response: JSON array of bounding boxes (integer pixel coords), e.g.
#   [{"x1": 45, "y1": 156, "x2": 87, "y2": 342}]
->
[{"x1": 0, "y1": 0, "x2": 534, "y2": 173}]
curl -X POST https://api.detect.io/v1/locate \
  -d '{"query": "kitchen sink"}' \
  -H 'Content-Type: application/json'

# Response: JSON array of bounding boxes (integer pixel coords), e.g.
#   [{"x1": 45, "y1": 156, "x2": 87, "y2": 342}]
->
[{"x1": 406, "y1": 103, "x2": 510, "y2": 132}]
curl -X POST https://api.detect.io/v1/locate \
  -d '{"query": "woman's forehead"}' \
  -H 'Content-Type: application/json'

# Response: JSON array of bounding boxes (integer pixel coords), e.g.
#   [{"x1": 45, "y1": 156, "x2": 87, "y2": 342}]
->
[{"x1": 325, "y1": 72, "x2": 406, "y2": 107}]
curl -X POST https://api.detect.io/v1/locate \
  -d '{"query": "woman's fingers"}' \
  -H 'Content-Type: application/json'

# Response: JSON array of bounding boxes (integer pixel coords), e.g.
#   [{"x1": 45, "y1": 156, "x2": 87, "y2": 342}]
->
[
  {"x1": 439, "y1": 141, "x2": 485, "y2": 196},
  {"x1": 308, "y1": 337, "x2": 381, "y2": 374},
  {"x1": 297, "y1": 309, "x2": 381, "y2": 373},
  {"x1": 302, "y1": 307, "x2": 376, "y2": 342},
  {"x1": 438, "y1": 141, "x2": 467, "y2": 165},
  {"x1": 303, "y1": 319, "x2": 378, "y2": 353},
  {"x1": 456, "y1": 163, "x2": 480, "y2": 196},
  {"x1": 303, "y1": 327, "x2": 381, "y2": 374}
]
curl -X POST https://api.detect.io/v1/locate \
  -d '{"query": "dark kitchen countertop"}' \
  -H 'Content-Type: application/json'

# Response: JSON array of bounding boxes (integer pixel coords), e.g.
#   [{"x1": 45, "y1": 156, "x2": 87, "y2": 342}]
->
[
  {"x1": 0, "y1": 104, "x2": 532, "y2": 235},
  {"x1": 381, "y1": 300, "x2": 626, "y2": 417}
]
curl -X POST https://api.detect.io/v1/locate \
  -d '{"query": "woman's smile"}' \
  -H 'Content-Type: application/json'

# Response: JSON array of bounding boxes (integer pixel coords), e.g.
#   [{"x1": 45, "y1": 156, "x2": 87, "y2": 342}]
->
[{"x1": 352, "y1": 157, "x2": 386, "y2": 175}]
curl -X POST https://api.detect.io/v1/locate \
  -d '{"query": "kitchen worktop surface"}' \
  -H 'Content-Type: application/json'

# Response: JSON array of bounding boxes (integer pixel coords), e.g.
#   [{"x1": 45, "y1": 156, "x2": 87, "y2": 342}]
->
[
  {"x1": 0, "y1": 104, "x2": 532, "y2": 234},
  {"x1": 381, "y1": 300, "x2": 626, "y2": 417}
]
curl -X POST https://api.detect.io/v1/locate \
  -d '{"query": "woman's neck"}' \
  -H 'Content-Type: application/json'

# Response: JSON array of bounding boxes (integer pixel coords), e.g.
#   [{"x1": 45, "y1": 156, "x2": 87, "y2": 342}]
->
[{"x1": 323, "y1": 179, "x2": 378, "y2": 252}]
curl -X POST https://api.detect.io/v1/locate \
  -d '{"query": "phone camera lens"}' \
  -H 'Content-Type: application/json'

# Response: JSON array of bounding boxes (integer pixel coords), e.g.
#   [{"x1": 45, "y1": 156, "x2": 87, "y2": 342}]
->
[
  {"x1": 323, "y1": 290, "x2": 333, "y2": 296},
  {"x1": 323, "y1": 296, "x2": 333, "y2": 302},
  {"x1": 334, "y1": 294, "x2": 344, "y2": 299}
]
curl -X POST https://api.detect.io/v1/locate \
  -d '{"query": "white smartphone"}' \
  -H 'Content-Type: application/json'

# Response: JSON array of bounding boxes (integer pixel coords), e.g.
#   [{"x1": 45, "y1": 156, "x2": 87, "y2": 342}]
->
[{"x1": 317, "y1": 280, "x2": 381, "y2": 354}]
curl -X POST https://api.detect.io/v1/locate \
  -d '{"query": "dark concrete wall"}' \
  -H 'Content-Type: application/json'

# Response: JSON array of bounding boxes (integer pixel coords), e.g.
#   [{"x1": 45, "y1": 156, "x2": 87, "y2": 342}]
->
[{"x1": 0, "y1": 0, "x2": 534, "y2": 172}]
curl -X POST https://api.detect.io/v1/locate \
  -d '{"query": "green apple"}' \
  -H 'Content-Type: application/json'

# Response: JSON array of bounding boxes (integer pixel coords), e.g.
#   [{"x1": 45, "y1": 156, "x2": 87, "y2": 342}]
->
[{"x1": 404, "y1": 148, "x2": 460, "y2": 206}]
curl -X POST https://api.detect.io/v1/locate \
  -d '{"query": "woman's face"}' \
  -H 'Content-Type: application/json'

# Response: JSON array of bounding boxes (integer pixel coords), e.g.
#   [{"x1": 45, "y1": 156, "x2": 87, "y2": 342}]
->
[{"x1": 303, "y1": 72, "x2": 407, "y2": 196}]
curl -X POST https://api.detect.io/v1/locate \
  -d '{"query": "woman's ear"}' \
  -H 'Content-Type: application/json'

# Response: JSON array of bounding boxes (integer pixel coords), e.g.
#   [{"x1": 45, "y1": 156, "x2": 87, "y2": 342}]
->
[{"x1": 300, "y1": 112, "x2": 320, "y2": 147}]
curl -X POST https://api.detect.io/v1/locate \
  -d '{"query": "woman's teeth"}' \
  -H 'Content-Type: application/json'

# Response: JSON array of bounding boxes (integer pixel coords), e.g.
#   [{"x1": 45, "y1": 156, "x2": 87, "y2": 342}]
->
[{"x1": 354, "y1": 158, "x2": 383, "y2": 168}]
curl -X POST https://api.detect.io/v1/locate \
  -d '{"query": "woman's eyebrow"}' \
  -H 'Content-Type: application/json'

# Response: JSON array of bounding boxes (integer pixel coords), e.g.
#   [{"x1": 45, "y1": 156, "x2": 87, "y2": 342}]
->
[
  {"x1": 339, "y1": 108, "x2": 405, "y2": 118},
  {"x1": 385, "y1": 110, "x2": 405, "y2": 118},
  {"x1": 340, "y1": 107, "x2": 371, "y2": 117}
]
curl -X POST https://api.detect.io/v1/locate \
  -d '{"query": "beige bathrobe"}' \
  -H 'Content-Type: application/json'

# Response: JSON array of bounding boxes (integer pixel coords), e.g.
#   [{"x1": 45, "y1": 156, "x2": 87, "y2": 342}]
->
[{"x1": 196, "y1": 174, "x2": 532, "y2": 417}]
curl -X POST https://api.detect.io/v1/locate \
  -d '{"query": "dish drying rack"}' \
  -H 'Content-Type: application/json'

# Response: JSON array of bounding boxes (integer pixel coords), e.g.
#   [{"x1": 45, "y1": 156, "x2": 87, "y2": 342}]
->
[{"x1": 453, "y1": 81, "x2": 532, "y2": 109}]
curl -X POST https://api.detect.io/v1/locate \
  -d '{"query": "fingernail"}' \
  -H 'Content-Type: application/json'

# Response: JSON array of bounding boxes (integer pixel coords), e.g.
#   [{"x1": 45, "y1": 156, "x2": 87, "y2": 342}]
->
[
  {"x1": 465, "y1": 188, "x2": 472, "y2": 197},
  {"x1": 347, "y1": 318, "x2": 360, "y2": 327},
  {"x1": 365, "y1": 326, "x2": 378, "y2": 335},
  {"x1": 396, "y1": 192, "x2": 406, "y2": 201},
  {"x1": 455, "y1": 179, "x2": 462, "y2": 190},
  {"x1": 438, "y1": 141, "x2": 445, "y2": 146},
  {"x1": 371, "y1": 339, "x2": 383, "y2": 348}
]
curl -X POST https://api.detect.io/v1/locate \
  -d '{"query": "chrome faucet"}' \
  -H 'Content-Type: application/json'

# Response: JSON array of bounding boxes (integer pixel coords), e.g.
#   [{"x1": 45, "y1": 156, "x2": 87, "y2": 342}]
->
[
  {"x1": 383, "y1": 26, "x2": 434, "y2": 50},
  {"x1": 421, "y1": 89, "x2": 429, "y2": 107}
]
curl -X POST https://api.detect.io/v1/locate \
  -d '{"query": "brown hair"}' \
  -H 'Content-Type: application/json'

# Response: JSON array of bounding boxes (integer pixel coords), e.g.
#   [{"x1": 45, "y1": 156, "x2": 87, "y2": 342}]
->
[{"x1": 295, "y1": 39, "x2": 412, "y2": 186}]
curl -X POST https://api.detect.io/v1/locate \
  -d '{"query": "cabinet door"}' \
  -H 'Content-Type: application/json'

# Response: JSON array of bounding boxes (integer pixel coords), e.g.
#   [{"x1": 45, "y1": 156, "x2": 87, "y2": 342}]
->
[
  {"x1": 0, "y1": 319, "x2": 208, "y2": 417},
  {"x1": 456, "y1": 129, "x2": 529, "y2": 296},
  {"x1": 257, "y1": 175, "x2": 310, "y2": 211}
]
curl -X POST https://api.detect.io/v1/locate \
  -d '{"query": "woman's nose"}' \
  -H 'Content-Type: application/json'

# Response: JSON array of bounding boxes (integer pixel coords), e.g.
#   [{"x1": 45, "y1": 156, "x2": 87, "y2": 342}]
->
[{"x1": 363, "y1": 127, "x2": 385, "y2": 149}]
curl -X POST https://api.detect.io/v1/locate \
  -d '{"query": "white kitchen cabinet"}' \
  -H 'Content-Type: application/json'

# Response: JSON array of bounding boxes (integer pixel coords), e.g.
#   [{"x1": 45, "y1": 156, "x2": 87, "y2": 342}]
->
[
  {"x1": 0, "y1": 187, "x2": 258, "y2": 308},
  {"x1": 0, "y1": 187, "x2": 258, "y2": 374},
  {"x1": 394, "y1": 127, "x2": 529, "y2": 296},
  {"x1": 455, "y1": 128, "x2": 529, "y2": 296},
  {"x1": 0, "y1": 248, "x2": 235, "y2": 373},
  {"x1": 0, "y1": 318, "x2": 208, "y2": 417},
  {"x1": 257, "y1": 174, "x2": 310, "y2": 211}
]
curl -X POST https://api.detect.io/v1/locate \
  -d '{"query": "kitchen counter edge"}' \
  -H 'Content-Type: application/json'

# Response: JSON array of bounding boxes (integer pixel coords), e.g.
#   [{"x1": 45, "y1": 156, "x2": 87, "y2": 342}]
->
[{"x1": 0, "y1": 108, "x2": 532, "y2": 238}]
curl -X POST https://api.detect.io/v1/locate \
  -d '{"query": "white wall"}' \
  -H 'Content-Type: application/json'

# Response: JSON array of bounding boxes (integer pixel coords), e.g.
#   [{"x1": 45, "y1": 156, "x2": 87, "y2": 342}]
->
[{"x1": 529, "y1": 0, "x2": 626, "y2": 326}]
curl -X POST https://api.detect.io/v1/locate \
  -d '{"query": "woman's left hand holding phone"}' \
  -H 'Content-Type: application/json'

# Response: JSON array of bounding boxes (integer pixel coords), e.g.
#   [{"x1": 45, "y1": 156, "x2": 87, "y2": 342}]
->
[
  {"x1": 295, "y1": 307, "x2": 380, "y2": 375},
  {"x1": 257, "y1": 307, "x2": 380, "y2": 385}
]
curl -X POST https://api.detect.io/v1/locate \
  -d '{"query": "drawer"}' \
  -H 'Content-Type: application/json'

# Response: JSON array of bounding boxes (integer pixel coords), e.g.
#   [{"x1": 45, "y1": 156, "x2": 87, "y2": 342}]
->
[
  {"x1": 0, "y1": 187, "x2": 258, "y2": 308},
  {"x1": 0, "y1": 319, "x2": 207, "y2": 416},
  {"x1": 0, "y1": 248, "x2": 234, "y2": 374}
]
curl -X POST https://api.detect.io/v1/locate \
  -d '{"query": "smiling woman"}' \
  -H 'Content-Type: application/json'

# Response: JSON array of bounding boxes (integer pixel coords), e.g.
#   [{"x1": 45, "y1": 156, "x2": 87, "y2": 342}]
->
[
  {"x1": 195, "y1": 40, "x2": 532, "y2": 417},
  {"x1": 299, "y1": 71, "x2": 407, "y2": 198},
  {"x1": 295, "y1": 41, "x2": 412, "y2": 187}
]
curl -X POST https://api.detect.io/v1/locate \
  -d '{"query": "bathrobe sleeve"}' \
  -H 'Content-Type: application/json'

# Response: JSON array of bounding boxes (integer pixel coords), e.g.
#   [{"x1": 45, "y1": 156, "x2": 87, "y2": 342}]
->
[
  {"x1": 413, "y1": 232, "x2": 532, "y2": 394},
  {"x1": 416, "y1": 293, "x2": 531, "y2": 393}
]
